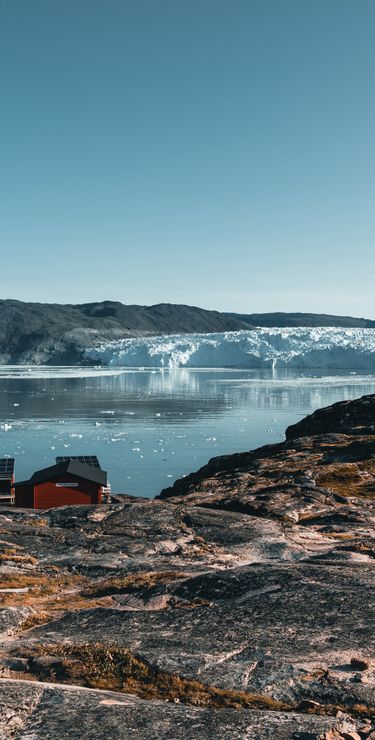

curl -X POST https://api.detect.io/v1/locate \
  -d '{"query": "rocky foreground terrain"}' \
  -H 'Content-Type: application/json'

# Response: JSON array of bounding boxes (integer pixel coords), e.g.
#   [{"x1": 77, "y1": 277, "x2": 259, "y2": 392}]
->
[{"x1": 0, "y1": 394, "x2": 374, "y2": 738}]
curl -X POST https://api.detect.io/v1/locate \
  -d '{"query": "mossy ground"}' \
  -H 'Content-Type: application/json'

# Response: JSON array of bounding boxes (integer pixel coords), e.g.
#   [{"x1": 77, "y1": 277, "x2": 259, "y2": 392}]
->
[
  {"x1": 82, "y1": 571, "x2": 187, "y2": 598},
  {"x1": 14, "y1": 642, "x2": 375, "y2": 720}
]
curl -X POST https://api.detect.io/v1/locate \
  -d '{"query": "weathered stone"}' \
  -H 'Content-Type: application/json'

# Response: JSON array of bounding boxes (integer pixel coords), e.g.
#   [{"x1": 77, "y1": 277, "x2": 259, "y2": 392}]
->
[
  {"x1": 350, "y1": 657, "x2": 370, "y2": 671},
  {"x1": 286, "y1": 394, "x2": 375, "y2": 439},
  {"x1": 0, "y1": 607, "x2": 33, "y2": 639},
  {"x1": 0, "y1": 680, "x2": 356, "y2": 740}
]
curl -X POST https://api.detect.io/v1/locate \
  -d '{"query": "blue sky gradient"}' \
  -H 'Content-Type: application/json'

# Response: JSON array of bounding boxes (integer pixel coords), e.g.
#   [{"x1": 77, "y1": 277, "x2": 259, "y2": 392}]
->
[{"x1": 1, "y1": 0, "x2": 374, "y2": 315}]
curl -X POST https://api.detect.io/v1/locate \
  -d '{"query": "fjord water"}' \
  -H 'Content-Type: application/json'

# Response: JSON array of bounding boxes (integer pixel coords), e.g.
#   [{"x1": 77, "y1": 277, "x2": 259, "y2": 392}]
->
[{"x1": 1, "y1": 367, "x2": 375, "y2": 497}]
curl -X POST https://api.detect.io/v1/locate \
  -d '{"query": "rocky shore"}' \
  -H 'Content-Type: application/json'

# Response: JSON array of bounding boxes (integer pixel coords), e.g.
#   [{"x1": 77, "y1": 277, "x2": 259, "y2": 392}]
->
[{"x1": 0, "y1": 395, "x2": 374, "y2": 738}]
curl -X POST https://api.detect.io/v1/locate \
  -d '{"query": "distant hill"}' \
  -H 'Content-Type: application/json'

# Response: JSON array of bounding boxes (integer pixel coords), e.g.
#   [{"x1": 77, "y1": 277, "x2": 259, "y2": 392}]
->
[
  {"x1": 226, "y1": 312, "x2": 375, "y2": 328},
  {"x1": 0, "y1": 300, "x2": 373, "y2": 365},
  {"x1": 0, "y1": 300, "x2": 249, "y2": 364}
]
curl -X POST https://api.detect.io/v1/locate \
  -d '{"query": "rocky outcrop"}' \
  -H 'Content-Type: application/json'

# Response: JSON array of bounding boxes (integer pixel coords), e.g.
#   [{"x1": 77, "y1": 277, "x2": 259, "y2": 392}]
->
[
  {"x1": 286, "y1": 394, "x2": 375, "y2": 439},
  {"x1": 0, "y1": 394, "x2": 374, "y2": 738},
  {"x1": 158, "y1": 395, "x2": 375, "y2": 528}
]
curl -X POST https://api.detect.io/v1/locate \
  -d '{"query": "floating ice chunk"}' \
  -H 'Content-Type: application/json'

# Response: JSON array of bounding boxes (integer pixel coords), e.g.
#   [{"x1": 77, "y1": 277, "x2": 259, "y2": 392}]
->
[{"x1": 13, "y1": 403, "x2": 20, "y2": 407}]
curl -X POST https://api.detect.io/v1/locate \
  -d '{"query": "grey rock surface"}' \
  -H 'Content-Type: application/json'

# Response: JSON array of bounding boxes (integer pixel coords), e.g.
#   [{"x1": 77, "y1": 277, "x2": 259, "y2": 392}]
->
[{"x1": 0, "y1": 680, "x2": 353, "y2": 740}]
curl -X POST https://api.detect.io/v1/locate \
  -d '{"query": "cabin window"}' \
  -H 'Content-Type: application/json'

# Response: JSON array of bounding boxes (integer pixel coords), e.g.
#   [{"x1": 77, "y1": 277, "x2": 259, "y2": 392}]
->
[{"x1": 55, "y1": 482, "x2": 79, "y2": 487}]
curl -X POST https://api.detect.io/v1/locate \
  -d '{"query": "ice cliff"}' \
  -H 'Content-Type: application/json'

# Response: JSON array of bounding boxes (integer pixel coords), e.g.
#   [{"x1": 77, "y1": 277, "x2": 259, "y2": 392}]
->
[{"x1": 86, "y1": 328, "x2": 375, "y2": 370}]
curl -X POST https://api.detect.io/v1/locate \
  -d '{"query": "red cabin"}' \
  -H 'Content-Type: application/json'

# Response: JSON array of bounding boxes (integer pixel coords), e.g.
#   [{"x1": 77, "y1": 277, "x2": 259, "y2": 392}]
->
[{"x1": 14, "y1": 458, "x2": 107, "y2": 509}]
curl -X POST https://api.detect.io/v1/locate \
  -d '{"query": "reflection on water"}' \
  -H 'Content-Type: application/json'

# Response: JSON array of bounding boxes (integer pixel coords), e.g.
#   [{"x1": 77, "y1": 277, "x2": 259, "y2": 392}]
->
[{"x1": 0, "y1": 368, "x2": 375, "y2": 497}]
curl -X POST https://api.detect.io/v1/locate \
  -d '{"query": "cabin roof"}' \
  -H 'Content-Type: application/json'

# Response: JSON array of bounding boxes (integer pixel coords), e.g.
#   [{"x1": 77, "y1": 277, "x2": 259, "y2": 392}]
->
[{"x1": 14, "y1": 460, "x2": 107, "y2": 488}]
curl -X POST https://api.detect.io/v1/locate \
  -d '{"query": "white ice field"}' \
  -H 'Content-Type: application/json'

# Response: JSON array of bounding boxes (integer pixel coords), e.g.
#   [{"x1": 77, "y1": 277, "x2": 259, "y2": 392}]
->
[{"x1": 86, "y1": 327, "x2": 375, "y2": 371}]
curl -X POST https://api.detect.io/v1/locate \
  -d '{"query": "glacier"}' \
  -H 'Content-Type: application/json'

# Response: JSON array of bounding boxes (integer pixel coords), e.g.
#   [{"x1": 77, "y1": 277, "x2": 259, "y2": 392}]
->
[{"x1": 85, "y1": 328, "x2": 375, "y2": 371}]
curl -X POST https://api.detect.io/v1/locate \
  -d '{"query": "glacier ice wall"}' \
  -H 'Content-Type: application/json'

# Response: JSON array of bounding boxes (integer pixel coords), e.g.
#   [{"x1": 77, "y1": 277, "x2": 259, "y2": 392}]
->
[{"x1": 85, "y1": 328, "x2": 375, "y2": 371}]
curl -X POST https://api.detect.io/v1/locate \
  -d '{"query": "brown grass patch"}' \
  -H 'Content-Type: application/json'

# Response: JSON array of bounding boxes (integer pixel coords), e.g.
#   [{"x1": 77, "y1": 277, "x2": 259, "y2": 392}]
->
[
  {"x1": 20, "y1": 594, "x2": 114, "y2": 630},
  {"x1": 21, "y1": 611, "x2": 54, "y2": 630},
  {"x1": 0, "y1": 572, "x2": 85, "y2": 595},
  {"x1": 339, "y1": 540, "x2": 375, "y2": 558},
  {"x1": 26, "y1": 518, "x2": 49, "y2": 527},
  {"x1": 24, "y1": 642, "x2": 292, "y2": 710},
  {"x1": 83, "y1": 571, "x2": 187, "y2": 598},
  {"x1": 18, "y1": 642, "x2": 375, "y2": 718},
  {"x1": 0, "y1": 570, "x2": 118, "y2": 632},
  {"x1": 316, "y1": 463, "x2": 375, "y2": 498},
  {"x1": 0, "y1": 549, "x2": 37, "y2": 565}
]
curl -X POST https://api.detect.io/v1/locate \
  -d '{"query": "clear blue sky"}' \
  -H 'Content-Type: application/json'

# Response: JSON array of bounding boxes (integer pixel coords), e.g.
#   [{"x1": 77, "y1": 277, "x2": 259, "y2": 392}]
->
[{"x1": 0, "y1": 0, "x2": 374, "y2": 316}]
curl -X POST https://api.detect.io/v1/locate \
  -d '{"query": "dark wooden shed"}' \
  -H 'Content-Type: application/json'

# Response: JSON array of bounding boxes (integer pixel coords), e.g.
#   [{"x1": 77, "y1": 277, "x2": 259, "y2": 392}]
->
[
  {"x1": 0, "y1": 458, "x2": 15, "y2": 505},
  {"x1": 14, "y1": 459, "x2": 107, "y2": 509}
]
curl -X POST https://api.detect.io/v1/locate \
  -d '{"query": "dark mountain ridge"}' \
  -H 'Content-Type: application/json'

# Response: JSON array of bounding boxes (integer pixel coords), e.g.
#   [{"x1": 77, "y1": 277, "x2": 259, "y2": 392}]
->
[{"x1": 226, "y1": 311, "x2": 375, "y2": 328}]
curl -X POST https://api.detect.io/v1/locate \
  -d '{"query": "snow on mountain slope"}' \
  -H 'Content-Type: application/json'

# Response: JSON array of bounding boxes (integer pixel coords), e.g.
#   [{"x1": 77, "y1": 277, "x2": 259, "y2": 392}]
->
[{"x1": 85, "y1": 328, "x2": 375, "y2": 370}]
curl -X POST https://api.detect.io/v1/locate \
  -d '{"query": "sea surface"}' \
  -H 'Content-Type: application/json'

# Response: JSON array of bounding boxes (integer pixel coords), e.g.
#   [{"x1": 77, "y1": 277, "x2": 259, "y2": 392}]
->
[{"x1": 1, "y1": 366, "x2": 375, "y2": 497}]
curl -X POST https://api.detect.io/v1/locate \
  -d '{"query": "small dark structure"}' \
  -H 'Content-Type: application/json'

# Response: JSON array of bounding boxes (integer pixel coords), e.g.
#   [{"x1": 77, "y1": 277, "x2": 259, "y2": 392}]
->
[
  {"x1": 55, "y1": 455, "x2": 101, "y2": 468},
  {"x1": 14, "y1": 458, "x2": 108, "y2": 509},
  {"x1": 0, "y1": 458, "x2": 15, "y2": 505}
]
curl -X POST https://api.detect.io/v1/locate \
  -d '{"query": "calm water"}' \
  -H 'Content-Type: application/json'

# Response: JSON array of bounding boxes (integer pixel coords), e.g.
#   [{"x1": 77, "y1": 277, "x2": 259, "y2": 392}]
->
[{"x1": 1, "y1": 367, "x2": 375, "y2": 497}]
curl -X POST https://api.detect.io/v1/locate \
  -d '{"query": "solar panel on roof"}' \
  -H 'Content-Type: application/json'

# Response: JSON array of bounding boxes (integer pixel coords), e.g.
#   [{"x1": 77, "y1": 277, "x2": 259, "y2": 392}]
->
[
  {"x1": 56, "y1": 455, "x2": 101, "y2": 469},
  {"x1": 0, "y1": 458, "x2": 15, "y2": 478}
]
